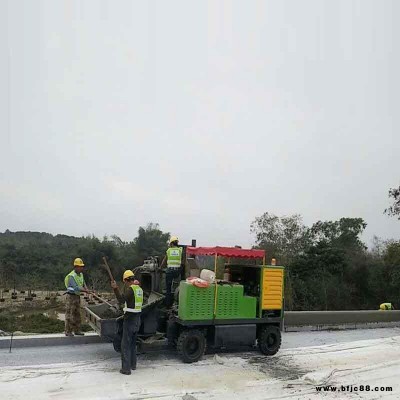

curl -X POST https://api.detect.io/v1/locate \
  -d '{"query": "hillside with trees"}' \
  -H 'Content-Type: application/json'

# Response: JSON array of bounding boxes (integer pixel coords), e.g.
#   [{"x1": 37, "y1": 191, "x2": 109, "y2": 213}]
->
[
  {"x1": 0, "y1": 223, "x2": 169, "y2": 292},
  {"x1": 1, "y1": 211, "x2": 399, "y2": 311},
  {"x1": 251, "y1": 213, "x2": 400, "y2": 311}
]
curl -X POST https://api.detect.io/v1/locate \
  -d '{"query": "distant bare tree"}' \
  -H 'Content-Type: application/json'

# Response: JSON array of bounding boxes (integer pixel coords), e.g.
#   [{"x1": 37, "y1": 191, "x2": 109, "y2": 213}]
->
[{"x1": 385, "y1": 186, "x2": 400, "y2": 219}]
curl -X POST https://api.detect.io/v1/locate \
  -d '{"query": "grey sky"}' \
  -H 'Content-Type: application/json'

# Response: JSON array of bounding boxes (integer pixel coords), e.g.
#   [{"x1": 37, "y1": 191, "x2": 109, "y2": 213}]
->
[{"x1": 1, "y1": 0, "x2": 399, "y2": 248}]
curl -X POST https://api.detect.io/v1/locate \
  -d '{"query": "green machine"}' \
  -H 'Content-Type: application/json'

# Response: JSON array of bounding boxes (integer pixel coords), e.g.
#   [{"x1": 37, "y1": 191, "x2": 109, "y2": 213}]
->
[
  {"x1": 168, "y1": 246, "x2": 285, "y2": 363},
  {"x1": 178, "y1": 282, "x2": 257, "y2": 320}
]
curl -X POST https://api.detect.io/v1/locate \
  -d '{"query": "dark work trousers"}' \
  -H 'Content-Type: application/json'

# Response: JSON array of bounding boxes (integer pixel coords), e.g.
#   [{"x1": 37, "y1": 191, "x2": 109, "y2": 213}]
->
[
  {"x1": 165, "y1": 267, "x2": 182, "y2": 307},
  {"x1": 121, "y1": 314, "x2": 141, "y2": 372}
]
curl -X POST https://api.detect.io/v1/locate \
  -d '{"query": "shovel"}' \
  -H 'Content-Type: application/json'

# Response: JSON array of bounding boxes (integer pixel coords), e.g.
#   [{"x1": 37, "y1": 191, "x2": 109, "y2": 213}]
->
[{"x1": 102, "y1": 256, "x2": 115, "y2": 281}]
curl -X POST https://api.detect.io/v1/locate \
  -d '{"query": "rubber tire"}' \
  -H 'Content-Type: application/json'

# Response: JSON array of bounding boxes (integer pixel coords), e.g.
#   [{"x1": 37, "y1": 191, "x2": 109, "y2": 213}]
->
[
  {"x1": 258, "y1": 325, "x2": 281, "y2": 356},
  {"x1": 177, "y1": 329, "x2": 206, "y2": 363},
  {"x1": 113, "y1": 336, "x2": 122, "y2": 353}
]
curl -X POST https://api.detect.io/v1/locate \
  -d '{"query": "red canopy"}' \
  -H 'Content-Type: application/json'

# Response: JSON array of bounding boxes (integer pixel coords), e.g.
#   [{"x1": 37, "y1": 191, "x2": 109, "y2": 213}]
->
[{"x1": 186, "y1": 246, "x2": 265, "y2": 259}]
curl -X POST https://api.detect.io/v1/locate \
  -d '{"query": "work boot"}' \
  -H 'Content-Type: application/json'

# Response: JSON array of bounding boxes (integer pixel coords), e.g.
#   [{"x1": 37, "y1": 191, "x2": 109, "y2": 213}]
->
[
  {"x1": 74, "y1": 332, "x2": 85, "y2": 336},
  {"x1": 65, "y1": 332, "x2": 74, "y2": 337},
  {"x1": 120, "y1": 369, "x2": 131, "y2": 375}
]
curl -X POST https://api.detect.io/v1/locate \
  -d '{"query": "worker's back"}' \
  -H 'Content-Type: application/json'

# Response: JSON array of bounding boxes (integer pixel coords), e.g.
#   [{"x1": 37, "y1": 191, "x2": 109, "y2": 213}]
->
[{"x1": 379, "y1": 302, "x2": 394, "y2": 310}]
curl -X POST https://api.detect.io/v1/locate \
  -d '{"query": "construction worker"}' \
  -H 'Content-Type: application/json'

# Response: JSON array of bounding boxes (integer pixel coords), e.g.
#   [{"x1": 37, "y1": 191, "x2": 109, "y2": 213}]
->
[
  {"x1": 379, "y1": 302, "x2": 395, "y2": 310},
  {"x1": 64, "y1": 257, "x2": 91, "y2": 336},
  {"x1": 111, "y1": 270, "x2": 143, "y2": 375},
  {"x1": 160, "y1": 236, "x2": 183, "y2": 307}
]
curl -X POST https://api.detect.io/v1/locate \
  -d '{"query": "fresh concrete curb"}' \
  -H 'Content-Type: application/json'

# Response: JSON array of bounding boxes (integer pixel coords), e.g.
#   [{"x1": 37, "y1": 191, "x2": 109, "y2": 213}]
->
[
  {"x1": 284, "y1": 321, "x2": 400, "y2": 332},
  {"x1": 284, "y1": 310, "x2": 400, "y2": 332},
  {"x1": 0, "y1": 332, "x2": 107, "y2": 349},
  {"x1": 285, "y1": 310, "x2": 400, "y2": 326}
]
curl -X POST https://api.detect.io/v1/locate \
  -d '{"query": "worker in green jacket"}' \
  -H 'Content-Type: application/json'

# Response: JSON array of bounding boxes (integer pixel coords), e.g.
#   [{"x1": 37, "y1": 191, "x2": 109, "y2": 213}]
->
[
  {"x1": 160, "y1": 236, "x2": 183, "y2": 307},
  {"x1": 379, "y1": 302, "x2": 395, "y2": 310},
  {"x1": 111, "y1": 270, "x2": 143, "y2": 375},
  {"x1": 64, "y1": 257, "x2": 91, "y2": 336}
]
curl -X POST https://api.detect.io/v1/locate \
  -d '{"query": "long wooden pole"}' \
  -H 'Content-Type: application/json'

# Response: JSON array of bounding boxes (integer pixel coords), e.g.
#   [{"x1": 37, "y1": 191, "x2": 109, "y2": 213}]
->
[{"x1": 102, "y1": 256, "x2": 115, "y2": 281}]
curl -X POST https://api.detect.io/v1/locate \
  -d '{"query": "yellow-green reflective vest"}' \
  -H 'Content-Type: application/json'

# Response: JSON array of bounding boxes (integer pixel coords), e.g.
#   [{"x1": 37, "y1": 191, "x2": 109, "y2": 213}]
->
[
  {"x1": 167, "y1": 246, "x2": 182, "y2": 267},
  {"x1": 379, "y1": 303, "x2": 393, "y2": 310},
  {"x1": 123, "y1": 285, "x2": 143, "y2": 313},
  {"x1": 64, "y1": 270, "x2": 85, "y2": 290}
]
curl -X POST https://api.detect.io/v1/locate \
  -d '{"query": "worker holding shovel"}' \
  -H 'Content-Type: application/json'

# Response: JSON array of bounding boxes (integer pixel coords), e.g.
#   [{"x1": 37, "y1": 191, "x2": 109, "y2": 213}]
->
[
  {"x1": 64, "y1": 257, "x2": 91, "y2": 336},
  {"x1": 111, "y1": 270, "x2": 143, "y2": 375}
]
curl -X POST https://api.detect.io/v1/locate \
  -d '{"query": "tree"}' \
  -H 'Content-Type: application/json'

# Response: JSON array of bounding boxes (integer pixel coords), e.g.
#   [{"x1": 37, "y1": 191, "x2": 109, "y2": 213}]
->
[
  {"x1": 290, "y1": 241, "x2": 348, "y2": 310},
  {"x1": 309, "y1": 218, "x2": 367, "y2": 251},
  {"x1": 0, "y1": 224, "x2": 170, "y2": 291},
  {"x1": 131, "y1": 223, "x2": 170, "y2": 265},
  {"x1": 385, "y1": 186, "x2": 400, "y2": 219},
  {"x1": 288, "y1": 217, "x2": 368, "y2": 310},
  {"x1": 250, "y1": 213, "x2": 310, "y2": 265}
]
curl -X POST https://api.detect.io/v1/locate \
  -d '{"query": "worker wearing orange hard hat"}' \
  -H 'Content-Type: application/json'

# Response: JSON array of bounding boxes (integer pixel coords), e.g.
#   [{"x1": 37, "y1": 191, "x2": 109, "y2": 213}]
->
[{"x1": 111, "y1": 269, "x2": 143, "y2": 375}]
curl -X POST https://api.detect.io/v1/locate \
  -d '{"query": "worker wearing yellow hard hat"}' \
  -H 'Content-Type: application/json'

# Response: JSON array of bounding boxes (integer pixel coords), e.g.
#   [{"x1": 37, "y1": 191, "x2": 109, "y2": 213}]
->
[
  {"x1": 160, "y1": 236, "x2": 183, "y2": 307},
  {"x1": 111, "y1": 269, "x2": 143, "y2": 375},
  {"x1": 74, "y1": 257, "x2": 85, "y2": 267},
  {"x1": 64, "y1": 257, "x2": 91, "y2": 337},
  {"x1": 122, "y1": 270, "x2": 134, "y2": 280},
  {"x1": 379, "y1": 302, "x2": 395, "y2": 310}
]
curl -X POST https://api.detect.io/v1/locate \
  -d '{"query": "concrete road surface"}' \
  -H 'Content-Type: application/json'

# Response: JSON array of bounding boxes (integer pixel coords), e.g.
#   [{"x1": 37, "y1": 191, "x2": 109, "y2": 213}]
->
[{"x1": 1, "y1": 328, "x2": 400, "y2": 399}]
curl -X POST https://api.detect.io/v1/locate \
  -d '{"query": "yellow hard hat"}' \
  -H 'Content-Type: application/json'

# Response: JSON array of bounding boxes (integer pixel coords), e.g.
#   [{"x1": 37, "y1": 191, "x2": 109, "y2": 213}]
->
[
  {"x1": 169, "y1": 236, "x2": 179, "y2": 244},
  {"x1": 122, "y1": 270, "x2": 135, "y2": 281},
  {"x1": 74, "y1": 258, "x2": 85, "y2": 267}
]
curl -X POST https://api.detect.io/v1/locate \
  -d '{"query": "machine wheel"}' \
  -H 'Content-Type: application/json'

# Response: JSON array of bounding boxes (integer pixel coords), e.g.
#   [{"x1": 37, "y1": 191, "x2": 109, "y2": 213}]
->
[
  {"x1": 177, "y1": 329, "x2": 206, "y2": 363},
  {"x1": 113, "y1": 336, "x2": 122, "y2": 353},
  {"x1": 258, "y1": 325, "x2": 281, "y2": 356}
]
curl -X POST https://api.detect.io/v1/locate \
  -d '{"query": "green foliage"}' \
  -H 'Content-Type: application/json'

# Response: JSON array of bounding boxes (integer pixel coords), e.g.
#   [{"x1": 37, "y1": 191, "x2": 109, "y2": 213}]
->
[
  {"x1": 0, "y1": 308, "x2": 92, "y2": 333},
  {"x1": 0, "y1": 311, "x2": 16, "y2": 332},
  {"x1": 309, "y1": 218, "x2": 367, "y2": 251},
  {"x1": 0, "y1": 223, "x2": 169, "y2": 291},
  {"x1": 250, "y1": 213, "x2": 310, "y2": 265},
  {"x1": 0, "y1": 311, "x2": 64, "y2": 333},
  {"x1": 252, "y1": 212, "x2": 400, "y2": 311},
  {"x1": 132, "y1": 223, "x2": 169, "y2": 264}
]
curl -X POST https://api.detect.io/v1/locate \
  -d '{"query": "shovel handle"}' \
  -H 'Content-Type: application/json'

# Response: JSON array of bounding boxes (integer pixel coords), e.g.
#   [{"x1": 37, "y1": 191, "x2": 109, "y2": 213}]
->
[
  {"x1": 102, "y1": 256, "x2": 115, "y2": 281},
  {"x1": 92, "y1": 292, "x2": 116, "y2": 308}
]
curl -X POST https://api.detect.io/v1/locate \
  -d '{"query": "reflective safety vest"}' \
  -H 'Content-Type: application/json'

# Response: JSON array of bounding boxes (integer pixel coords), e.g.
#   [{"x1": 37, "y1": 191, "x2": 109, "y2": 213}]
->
[
  {"x1": 64, "y1": 270, "x2": 85, "y2": 291},
  {"x1": 167, "y1": 246, "x2": 182, "y2": 268},
  {"x1": 123, "y1": 284, "x2": 143, "y2": 313},
  {"x1": 380, "y1": 303, "x2": 393, "y2": 310}
]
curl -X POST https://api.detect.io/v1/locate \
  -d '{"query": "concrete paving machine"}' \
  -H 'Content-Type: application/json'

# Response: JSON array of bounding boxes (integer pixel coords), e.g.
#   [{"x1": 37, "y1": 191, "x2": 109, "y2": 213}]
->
[{"x1": 85, "y1": 246, "x2": 285, "y2": 363}]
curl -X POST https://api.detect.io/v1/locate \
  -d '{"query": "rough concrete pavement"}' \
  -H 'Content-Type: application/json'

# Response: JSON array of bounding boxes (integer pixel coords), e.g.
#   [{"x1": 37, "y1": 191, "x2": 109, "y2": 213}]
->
[{"x1": 1, "y1": 328, "x2": 400, "y2": 399}]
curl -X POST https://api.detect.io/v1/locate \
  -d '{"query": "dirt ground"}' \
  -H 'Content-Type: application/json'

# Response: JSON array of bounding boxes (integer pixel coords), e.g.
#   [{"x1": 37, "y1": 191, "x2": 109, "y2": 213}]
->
[{"x1": 0, "y1": 289, "x2": 114, "y2": 334}]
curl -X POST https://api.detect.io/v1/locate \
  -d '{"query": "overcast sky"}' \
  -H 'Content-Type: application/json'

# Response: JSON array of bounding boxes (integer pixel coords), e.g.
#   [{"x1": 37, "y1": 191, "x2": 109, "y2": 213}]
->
[{"x1": 0, "y1": 0, "x2": 399, "y2": 248}]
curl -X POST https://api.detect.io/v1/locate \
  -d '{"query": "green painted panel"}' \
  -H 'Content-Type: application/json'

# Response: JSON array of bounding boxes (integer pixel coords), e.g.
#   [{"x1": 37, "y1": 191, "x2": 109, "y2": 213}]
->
[
  {"x1": 178, "y1": 282, "x2": 257, "y2": 321},
  {"x1": 178, "y1": 282, "x2": 214, "y2": 320}
]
